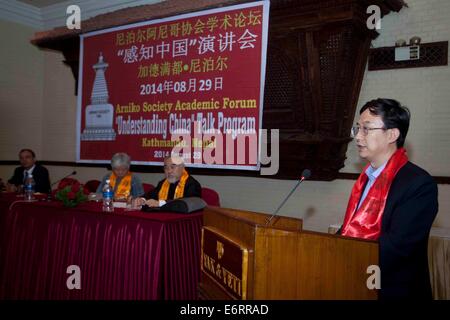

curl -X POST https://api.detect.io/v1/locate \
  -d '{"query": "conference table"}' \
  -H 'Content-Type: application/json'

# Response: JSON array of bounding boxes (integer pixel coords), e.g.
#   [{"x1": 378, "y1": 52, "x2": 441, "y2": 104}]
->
[{"x1": 0, "y1": 193, "x2": 202, "y2": 300}]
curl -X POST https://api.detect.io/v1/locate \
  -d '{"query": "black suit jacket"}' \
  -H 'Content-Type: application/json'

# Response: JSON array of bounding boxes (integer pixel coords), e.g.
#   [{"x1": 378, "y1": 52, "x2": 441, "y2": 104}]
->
[
  {"x1": 145, "y1": 176, "x2": 202, "y2": 200},
  {"x1": 8, "y1": 164, "x2": 51, "y2": 193},
  {"x1": 378, "y1": 162, "x2": 438, "y2": 299}
]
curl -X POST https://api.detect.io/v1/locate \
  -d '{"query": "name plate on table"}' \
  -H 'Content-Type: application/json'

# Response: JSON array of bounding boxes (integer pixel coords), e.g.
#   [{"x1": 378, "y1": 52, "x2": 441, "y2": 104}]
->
[{"x1": 201, "y1": 226, "x2": 249, "y2": 300}]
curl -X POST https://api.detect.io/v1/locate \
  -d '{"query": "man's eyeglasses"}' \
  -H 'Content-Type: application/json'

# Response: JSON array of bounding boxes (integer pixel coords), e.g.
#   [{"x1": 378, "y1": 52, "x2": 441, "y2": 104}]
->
[
  {"x1": 164, "y1": 164, "x2": 180, "y2": 170},
  {"x1": 351, "y1": 126, "x2": 386, "y2": 138}
]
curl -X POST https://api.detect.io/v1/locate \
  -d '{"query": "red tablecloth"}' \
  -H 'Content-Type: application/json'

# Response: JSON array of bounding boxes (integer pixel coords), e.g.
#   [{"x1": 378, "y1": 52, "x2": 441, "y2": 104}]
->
[{"x1": 0, "y1": 194, "x2": 202, "y2": 300}]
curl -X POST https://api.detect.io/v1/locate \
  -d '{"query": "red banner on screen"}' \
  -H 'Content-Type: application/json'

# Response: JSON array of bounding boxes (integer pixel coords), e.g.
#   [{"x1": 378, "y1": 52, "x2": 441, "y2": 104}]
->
[{"x1": 77, "y1": 1, "x2": 269, "y2": 170}]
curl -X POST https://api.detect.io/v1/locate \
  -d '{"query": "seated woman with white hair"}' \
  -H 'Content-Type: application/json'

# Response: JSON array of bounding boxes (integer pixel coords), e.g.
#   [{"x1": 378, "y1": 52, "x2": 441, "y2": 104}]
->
[{"x1": 96, "y1": 152, "x2": 144, "y2": 200}]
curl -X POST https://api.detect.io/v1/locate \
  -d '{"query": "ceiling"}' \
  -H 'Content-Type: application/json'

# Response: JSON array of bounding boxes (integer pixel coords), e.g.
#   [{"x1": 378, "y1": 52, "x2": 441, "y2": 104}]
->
[{"x1": 16, "y1": 0, "x2": 68, "y2": 8}]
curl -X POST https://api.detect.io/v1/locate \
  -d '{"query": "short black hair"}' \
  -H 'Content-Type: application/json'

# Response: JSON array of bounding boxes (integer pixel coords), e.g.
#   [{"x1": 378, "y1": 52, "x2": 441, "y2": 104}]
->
[
  {"x1": 360, "y1": 98, "x2": 410, "y2": 148},
  {"x1": 19, "y1": 148, "x2": 36, "y2": 158}
]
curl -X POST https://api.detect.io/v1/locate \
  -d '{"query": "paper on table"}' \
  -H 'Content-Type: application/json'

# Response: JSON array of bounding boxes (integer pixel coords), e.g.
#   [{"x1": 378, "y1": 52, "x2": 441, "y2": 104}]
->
[{"x1": 113, "y1": 202, "x2": 127, "y2": 208}]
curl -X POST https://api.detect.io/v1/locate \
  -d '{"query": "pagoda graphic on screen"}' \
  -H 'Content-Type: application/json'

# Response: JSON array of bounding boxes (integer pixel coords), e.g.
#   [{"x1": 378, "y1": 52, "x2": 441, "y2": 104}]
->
[{"x1": 81, "y1": 53, "x2": 116, "y2": 141}]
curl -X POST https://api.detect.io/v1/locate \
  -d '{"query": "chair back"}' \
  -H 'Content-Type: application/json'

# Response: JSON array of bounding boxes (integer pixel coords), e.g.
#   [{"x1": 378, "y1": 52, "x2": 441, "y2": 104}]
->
[
  {"x1": 201, "y1": 187, "x2": 220, "y2": 206},
  {"x1": 143, "y1": 183, "x2": 155, "y2": 194},
  {"x1": 84, "y1": 179, "x2": 101, "y2": 193}
]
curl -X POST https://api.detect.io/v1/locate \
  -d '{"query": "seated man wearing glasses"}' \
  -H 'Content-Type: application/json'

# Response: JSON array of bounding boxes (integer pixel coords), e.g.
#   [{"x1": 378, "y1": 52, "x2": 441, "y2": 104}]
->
[
  {"x1": 134, "y1": 155, "x2": 201, "y2": 207},
  {"x1": 338, "y1": 98, "x2": 438, "y2": 299}
]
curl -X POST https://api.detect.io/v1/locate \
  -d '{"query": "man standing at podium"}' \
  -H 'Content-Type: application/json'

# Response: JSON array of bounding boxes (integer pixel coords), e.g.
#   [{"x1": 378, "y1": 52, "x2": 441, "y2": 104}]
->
[{"x1": 339, "y1": 98, "x2": 438, "y2": 299}]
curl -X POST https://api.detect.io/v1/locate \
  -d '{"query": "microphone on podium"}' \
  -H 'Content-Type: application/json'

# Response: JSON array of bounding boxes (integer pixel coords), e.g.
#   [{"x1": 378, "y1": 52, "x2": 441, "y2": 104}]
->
[{"x1": 265, "y1": 169, "x2": 311, "y2": 226}]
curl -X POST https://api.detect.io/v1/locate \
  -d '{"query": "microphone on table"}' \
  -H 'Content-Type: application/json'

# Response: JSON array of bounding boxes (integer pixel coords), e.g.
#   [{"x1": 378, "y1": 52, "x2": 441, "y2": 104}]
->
[
  {"x1": 46, "y1": 170, "x2": 77, "y2": 201},
  {"x1": 265, "y1": 169, "x2": 311, "y2": 226}
]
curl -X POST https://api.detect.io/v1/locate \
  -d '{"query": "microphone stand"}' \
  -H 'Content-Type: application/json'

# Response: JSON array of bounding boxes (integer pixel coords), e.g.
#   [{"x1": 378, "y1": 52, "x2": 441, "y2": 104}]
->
[
  {"x1": 265, "y1": 169, "x2": 311, "y2": 226},
  {"x1": 47, "y1": 171, "x2": 77, "y2": 201},
  {"x1": 265, "y1": 178, "x2": 304, "y2": 226}
]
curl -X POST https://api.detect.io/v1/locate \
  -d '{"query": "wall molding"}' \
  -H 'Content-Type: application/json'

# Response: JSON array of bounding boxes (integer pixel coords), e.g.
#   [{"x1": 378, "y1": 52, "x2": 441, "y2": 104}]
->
[
  {"x1": 1, "y1": 160, "x2": 450, "y2": 184},
  {"x1": 0, "y1": 0, "x2": 43, "y2": 29},
  {"x1": 41, "y1": 0, "x2": 163, "y2": 29},
  {"x1": 0, "y1": 0, "x2": 162, "y2": 30}
]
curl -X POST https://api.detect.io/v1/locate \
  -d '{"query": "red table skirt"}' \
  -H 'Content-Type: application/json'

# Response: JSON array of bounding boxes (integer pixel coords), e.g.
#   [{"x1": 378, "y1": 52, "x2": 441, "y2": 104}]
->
[{"x1": 0, "y1": 196, "x2": 202, "y2": 300}]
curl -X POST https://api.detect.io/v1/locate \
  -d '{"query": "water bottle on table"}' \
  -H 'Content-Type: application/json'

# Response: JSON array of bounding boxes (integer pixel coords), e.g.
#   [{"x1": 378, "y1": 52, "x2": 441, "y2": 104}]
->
[
  {"x1": 24, "y1": 173, "x2": 35, "y2": 201},
  {"x1": 102, "y1": 179, "x2": 114, "y2": 212}
]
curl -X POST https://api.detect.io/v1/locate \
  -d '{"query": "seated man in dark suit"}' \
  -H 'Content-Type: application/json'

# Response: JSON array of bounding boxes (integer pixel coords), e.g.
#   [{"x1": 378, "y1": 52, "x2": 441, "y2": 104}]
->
[
  {"x1": 6, "y1": 148, "x2": 51, "y2": 193},
  {"x1": 133, "y1": 155, "x2": 201, "y2": 208}
]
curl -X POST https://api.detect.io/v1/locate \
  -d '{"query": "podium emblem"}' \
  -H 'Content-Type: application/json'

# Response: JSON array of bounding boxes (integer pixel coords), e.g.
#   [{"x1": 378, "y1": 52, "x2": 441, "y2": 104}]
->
[
  {"x1": 201, "y1": 227, "x2": 248, "y2": 299},
  {"x1": 216, "y1": 241, "x2": 224, "y2": 259}
]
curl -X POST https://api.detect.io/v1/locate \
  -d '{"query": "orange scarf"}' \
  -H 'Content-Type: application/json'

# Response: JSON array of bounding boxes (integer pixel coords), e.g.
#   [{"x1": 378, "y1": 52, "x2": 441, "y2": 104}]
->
[
  {"x1": 158, "y1": 169, "x2": 189, "y2": 200},
  {"x1": 109, "y1": 172, "x2": 132, "y2": 199},
  {"x1": 341, "y1": 148, "x2": 408, "y2": 240}
]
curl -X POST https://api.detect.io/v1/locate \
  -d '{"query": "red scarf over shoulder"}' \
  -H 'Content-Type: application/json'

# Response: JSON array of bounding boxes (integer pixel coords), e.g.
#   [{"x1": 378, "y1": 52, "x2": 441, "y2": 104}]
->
[{"x1": 341, "y1": 148, "x2": 408, "y2": 240}]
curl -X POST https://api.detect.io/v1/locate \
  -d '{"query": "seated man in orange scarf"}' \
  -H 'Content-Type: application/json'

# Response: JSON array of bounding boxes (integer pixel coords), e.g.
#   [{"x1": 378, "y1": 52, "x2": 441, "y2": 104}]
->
[
  {"x1": 339, "y1": 98, "x2": 438, "y2": 299},
  {"x1": 134, "y1": 155, "x2": 201, "y2": 207},
  {"x1": 96, "y1": 152, "x2": 144, "y2": 200}
]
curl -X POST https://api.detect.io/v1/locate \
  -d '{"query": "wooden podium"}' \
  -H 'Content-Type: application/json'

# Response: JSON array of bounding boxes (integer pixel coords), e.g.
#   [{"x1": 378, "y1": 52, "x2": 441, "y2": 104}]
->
[{"x1": 199, "y1": 207, "x2": 378, "y2": 300}]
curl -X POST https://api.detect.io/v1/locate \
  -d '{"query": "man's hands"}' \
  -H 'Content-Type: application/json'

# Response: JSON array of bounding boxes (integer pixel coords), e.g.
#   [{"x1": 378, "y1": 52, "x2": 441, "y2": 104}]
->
[
  {"x1": 6, "y1": 183, "x2": 18, "y2": 193},
  {"x1": 144, "y1": 199, "x2": 159, "y2": 207},
  {"x1": 131, "y1": 197, "x2": 160, "y2": 208}
]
